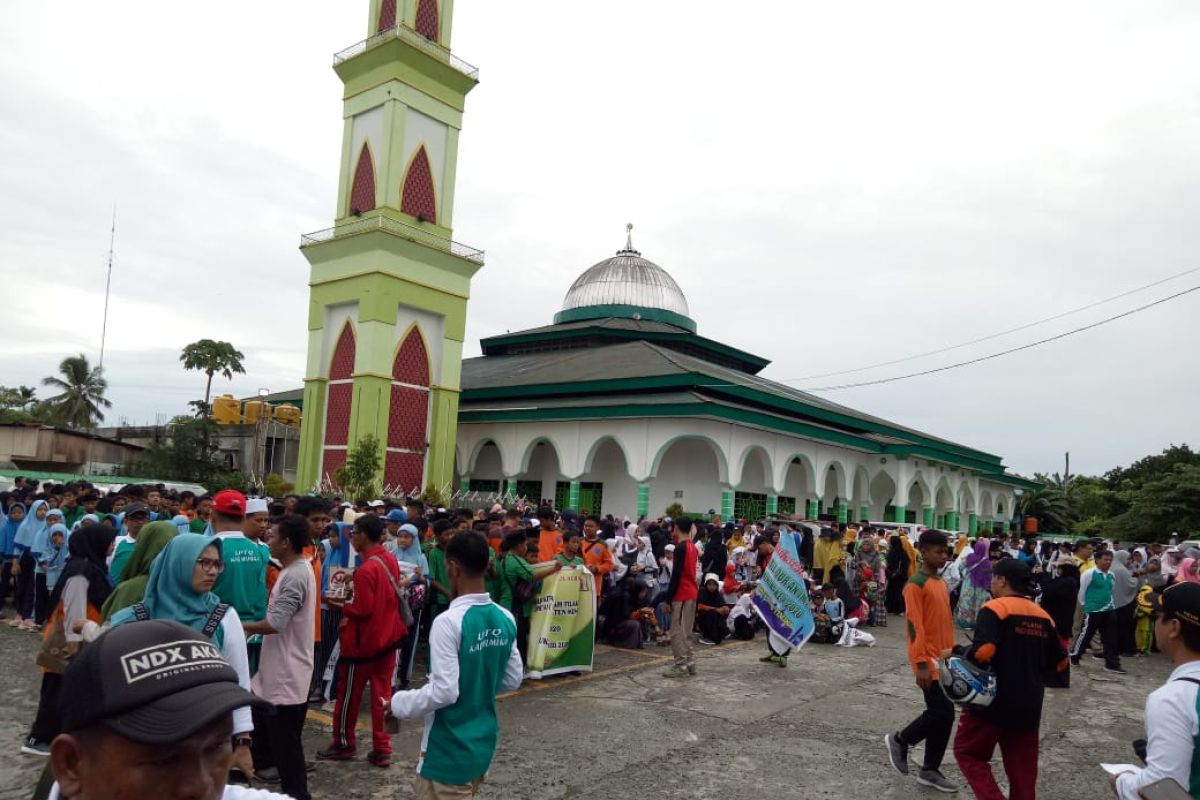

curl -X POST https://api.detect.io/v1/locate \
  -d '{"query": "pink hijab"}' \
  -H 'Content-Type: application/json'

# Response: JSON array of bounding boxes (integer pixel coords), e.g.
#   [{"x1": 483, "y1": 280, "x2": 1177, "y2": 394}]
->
[{"x1": 1178, "y1": 558, "x2": 1200, "y2": 584}]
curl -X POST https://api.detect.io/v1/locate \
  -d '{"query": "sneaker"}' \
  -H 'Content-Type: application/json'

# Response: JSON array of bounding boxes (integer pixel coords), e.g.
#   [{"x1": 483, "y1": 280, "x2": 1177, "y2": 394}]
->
[
  {"x1": 255, "y1": 767, "x2": 280, "y2": 783},
  {"x1": 775, "y1": 655, "x2": 788, "y2": 668},
  {"x1": 366, "y1": 751, "x2": 391, "y2": 769},
  {"x1": 698, "y1": 638, "x2": 716, "y2": 646},
  {"x1": 662, "y1": 665, "x2": 690, "y2": 679},
  {"x1": 916, "y1": 768, "x2": 958, "y2": 793},
  {"x1": 320, "y1": 700, "x2": 335, "y2": 713},
  {"x1": 759, "y1": 654, "x2": 776, "y2": 663},
  {"x1": 20, "y1": 738, "x2": 50, "y2": 757},
  {"x1": 315, "y1": 744, "x2": 356, "y2": 761},
  {"x1": 687, "y1": 663, "x2": 697, "y2": 676},
  {"x1": 884, "y1": 733, "x2": 909, "y2": 775},
  {"x1": 1105, "y1": 666, "x2": 1128, "y2": 675},
  {"x1": 1069, "y1": 657, "x2": 1081, "y2": 667},
  {"x1": 1092, "y1": 653, "x2": 1107, "y2": 662}
]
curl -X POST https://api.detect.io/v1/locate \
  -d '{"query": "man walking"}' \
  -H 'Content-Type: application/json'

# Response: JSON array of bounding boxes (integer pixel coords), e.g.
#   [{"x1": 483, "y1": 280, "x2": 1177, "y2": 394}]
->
[
  {"x1": 662, "y1": 516, "x2": 699, "y2": 679},
  {"x1": 318, "y1": 514, "x2": 406, "y2": 767},
  {"x1": 885, "y1": 529, "x2": 958, "y2": 793},
  {"x1": 244, "y1": 514, "x2": 316, "y2": 800},
  {"x1": 389, "y1": 531, "x2": 523, "y2": 799},
  {"x1": 1070, "y1": 549, "x2": 1125, "y2": 674},
  {"x1": 952, "y1": 559, "x2": 1068, "y2": 799},
  {"x1": 211, "y1": 490, "x2": 268, "y2": 627}
]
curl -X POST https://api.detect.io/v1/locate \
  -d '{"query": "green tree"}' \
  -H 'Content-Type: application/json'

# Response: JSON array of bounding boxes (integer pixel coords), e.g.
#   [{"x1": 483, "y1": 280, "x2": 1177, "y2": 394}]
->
[
  {"x1": 41, "y1": 354, "x2": 111, "y2": 429},
  {"x1": 1015, "y1": 475, "x2": 1071, "y2": 533},
  {"x1": 333, "y1": 434, "x2": 382, "y2": 503},
  {"x1": 180, "y1": 339, "x2": 246, "y2": 412},
  {"x1": 665, "y1": 502, "x2": 684, "y2": 519}
]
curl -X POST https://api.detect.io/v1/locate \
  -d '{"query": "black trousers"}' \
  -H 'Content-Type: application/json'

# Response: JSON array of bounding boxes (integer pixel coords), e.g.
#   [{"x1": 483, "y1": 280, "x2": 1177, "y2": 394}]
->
[
  {"x1": 29, "y1": 672, "x2": 63, "y2": 744},
  {"x1": 897, "y1": 682, "x2": 954, "y2": 771},
  {"x1": 310, "y1": 607, "x2": 342, "y2": 696},
  {"x1": 515, "y1": 611, "x2": 530, "y2": 667},
  {"x1": 252, "y1": 703, "x2": 309, "y2": 800},
  {"x1": 394, "y1": 606, "x2": 423, "y2": 687},
  {"x1": 15, "y1": 553, "x2": 35, "y2": 619},
  {"x1": 1115, "y1": 601, "x2": 1137, "y2": 656},
  {"x1": 697, "y1": 610, "x2": 728, "y2": 644},
  {"x1": 1071, "y1": 609, "x2": 1119, "y2": 669},
  {"x1": 34, "y1": 572, "x2": 49, "y2": 625}
]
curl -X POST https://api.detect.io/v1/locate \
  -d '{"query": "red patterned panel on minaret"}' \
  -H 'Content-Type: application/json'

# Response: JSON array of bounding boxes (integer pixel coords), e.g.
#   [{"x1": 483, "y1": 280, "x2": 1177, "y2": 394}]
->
[
  {"x1": 348, "y1": 145, "x2": 376, "y2": 216},
  {"x1": 392, "y1": 329, "x2": 430, "y2": 386},
  {"x1": 377, "y1": 0, "x2": 397, "y2": 32},
  {"x1": 415, "y1": 0, "x2": 439, "y2": 41},
  {"x1": 324, "y1": 384, "x2": 353, "y2": 447},
  {"x1": 400, "y1": 147, "x2": 437, "y2": 223},
  {"x1": 329, "y1": 323, "x2": 356, "y2": 380},
  {"x1": 387, "y1": 386, "x2": 429, "y2": 450},
  {"x1": 385, "y1": 452, "x2": 426, "y2": 493},
  {"x1": 322, "y1": 449, "x2": 347, "y2": 480}
]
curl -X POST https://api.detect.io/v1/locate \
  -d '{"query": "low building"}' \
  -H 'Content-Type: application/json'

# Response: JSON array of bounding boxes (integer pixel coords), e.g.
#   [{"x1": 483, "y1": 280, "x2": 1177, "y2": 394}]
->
[{"x1": 0, "y1": 424, "x2": 144, "y2": 475}]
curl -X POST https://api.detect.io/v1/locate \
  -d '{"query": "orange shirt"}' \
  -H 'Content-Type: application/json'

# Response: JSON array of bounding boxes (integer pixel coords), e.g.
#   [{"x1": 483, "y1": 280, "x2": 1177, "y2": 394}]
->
[
  {"x1": 581, "y1": 537, "x2": 614, "y2": 599},
  {"x1": 537, "y1": 528, "x2": 563, "y2": 563},
  {"x1": 902, "y1": 571, "x2": 954, "y2": 679}
]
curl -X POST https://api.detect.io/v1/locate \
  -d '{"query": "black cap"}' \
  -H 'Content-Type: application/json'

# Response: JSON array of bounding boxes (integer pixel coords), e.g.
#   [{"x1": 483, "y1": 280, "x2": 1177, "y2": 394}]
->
[
  {"x1": 1152, "y1": 582, "x2": 1200, "y2": 628},
  {"x1": 123, "y1": 503, "x2": 150, "y2": 518},
  {"x1": 60, "y1": 620, "x2": 269, "y2": 744},
  {"x1": 992, "y1": 557, "x2": 1032, "y2": 586}
]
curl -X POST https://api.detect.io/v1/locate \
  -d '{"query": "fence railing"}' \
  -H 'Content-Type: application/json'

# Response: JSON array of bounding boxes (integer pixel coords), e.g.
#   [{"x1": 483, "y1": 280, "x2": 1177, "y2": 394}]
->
[
  {"x1": 333, "y1": 24, "x2": 479, "y2": 80},
  {"x1": 300, "y1": 215, "x2": 485, "y2": 264}
]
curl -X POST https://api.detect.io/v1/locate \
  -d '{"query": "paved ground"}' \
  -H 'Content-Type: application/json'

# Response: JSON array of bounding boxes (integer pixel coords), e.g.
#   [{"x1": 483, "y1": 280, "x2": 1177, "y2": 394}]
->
[{"x1": 0, "y1": 619, "x2": 1170, "y2": 799}]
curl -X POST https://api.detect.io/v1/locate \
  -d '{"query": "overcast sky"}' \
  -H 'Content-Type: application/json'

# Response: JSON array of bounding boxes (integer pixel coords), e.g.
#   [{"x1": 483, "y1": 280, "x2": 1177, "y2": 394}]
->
[{"x1": 1, "y1": 1, "x2": 1198, "y2": 478}]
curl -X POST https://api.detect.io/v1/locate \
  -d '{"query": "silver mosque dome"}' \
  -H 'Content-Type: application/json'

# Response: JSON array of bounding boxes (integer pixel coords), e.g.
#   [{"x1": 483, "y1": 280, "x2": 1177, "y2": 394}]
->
[{"x1": 554, "y1": 225, "x2": 695, "y2": 331}]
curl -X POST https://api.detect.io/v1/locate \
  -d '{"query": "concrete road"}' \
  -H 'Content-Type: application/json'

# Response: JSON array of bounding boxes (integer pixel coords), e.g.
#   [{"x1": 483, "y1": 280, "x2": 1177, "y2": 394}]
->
[{"x1": 0, "y1": 620, "x2": 1168, "y2": 799}]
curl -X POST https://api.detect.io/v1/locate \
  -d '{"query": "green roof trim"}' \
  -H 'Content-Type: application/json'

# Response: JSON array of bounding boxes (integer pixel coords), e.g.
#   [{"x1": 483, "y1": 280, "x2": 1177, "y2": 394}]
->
[{"x1": 553, "y1": 303, "x2": 697, "y2": 333}]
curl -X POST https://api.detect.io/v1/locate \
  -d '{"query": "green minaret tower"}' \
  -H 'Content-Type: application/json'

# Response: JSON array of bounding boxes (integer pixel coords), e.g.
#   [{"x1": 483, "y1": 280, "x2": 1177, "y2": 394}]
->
[{"x1": 296, "y1": 0, "x2": 482, "y2": 495}]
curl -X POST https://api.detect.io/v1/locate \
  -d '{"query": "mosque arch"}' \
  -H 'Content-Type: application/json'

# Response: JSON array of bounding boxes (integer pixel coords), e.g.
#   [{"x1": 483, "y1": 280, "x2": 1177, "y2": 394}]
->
[
  {"x1": 384, "y1": 326, "x2": 432, "y2": 492},
  {"x1": 377, "y1": 0, "x2": 397, "y2": 32},
  {"x1": 735, "y1": 446, "x2": 773, "y2": 493},
  {"x1": 348, "y1": 143, "x2": 377, "y2": 216},
  {"x1": 321, "y1": 321, "x2": 357, "y2": 480},
  {"x1": 934, "y1": 478, "x2": 956, "y2": 516},
  {"x1": 648, "y1": 435, "x2": 729, "y2": 486},
  {"x1": 869, "y1": 468, "x2": 898, "y2": 520},
  {"x1": 578, "y1": 436, "x2": 638, "y2": 518},
  {"x1": 400, "y1": 145, "x2": 438, "y2": 223},
  {"x1": 647, "y1": 436, "x2": 726, "y2": 518},
  {"x1": 466, "y1": 438, "x2": 505, "y2": 476},
  {"x1": 821, "y1": 460, "x2": 849, "y2": 507},
  {"x1": 581, "y1": 435, "x2": 634, "y2": 478},
  {"x1": 775, "y1": 452, "x2": 817, "y2": 498},
  {"x1": 415, "y1": 0, "x2": 440, "y2": 41}
]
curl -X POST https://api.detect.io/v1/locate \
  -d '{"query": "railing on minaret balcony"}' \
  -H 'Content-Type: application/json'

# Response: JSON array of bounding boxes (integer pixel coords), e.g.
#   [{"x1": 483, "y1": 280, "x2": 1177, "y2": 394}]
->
[
  {"x1": 300, "y1": 215, "x2": 485, "y2": 265},
  {"x1": 333, "y1": 23, "x2": 479, "y2": 80}
]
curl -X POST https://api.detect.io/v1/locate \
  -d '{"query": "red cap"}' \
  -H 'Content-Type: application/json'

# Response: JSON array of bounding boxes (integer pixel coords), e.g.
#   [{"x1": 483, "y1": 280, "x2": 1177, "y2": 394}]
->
[{"x1": 212, "y1": 490, "x2": 247, "y2": 517}]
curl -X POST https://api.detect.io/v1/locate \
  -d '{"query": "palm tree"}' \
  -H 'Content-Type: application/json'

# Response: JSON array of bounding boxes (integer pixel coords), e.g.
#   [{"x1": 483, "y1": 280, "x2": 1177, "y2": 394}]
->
[
  {"x1": 42, "y1": 354, "x2": 111, "y2": 429},
  {"x1": 180, "y1": 339, "x2": 246, "y2": 412},
  {"x1": 1014, "y1": 474, "x2": 1072, "y2": 533}
]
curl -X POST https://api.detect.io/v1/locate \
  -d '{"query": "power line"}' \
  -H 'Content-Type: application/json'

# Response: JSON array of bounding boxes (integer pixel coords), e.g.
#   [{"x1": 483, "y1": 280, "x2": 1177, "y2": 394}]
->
[
  {"x1": 794, "y1": 284, "x2": 1200, "y2": 392},
  {"x1": 791, "y1": 264, "x2": 1200, "y2": 381}
]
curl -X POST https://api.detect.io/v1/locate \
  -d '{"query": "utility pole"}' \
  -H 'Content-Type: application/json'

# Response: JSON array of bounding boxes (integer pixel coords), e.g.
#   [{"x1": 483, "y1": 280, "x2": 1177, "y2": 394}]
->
[
  {"x1": 99, "y1": 205, "x2": 116, "y2": 371},
  {"x1": 1064, "y1": 451, "x2": 1070, "y2": 484}
]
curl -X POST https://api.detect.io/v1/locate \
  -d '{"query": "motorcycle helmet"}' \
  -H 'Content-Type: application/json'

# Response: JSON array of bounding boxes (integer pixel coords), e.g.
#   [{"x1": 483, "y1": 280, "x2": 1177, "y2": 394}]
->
[{"x1": 939, "y1": 656, "x2": 997, "y2": 709}]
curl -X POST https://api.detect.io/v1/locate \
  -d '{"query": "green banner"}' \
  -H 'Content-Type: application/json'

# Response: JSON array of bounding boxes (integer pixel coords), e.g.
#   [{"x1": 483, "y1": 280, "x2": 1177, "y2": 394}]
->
[{"x1": 526, "y1": 565, "x2": 596, "y2": 679}]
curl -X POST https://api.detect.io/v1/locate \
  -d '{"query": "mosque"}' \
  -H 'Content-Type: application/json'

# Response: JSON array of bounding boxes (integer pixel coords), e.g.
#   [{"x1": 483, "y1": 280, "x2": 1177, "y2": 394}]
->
[{"x1": 291, "y1": 0, "x2": 1034, "y2": 534}]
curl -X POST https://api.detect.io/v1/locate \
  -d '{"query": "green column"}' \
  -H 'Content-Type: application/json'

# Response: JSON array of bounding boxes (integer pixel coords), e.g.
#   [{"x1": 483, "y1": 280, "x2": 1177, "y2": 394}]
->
[
  {"x1": 859, "y1": 504, "x2": 870, "y2": 524},
  {"x1": 946, "y1": 511, "x2": 959, "y2": 531},
  {"x1": 721, "y1": 489, "x2": 734, "y2": 522},
  {"x1": 568, "y1": 480, "x2": 581, "y2": 510},
  {"x1": 766, "y1": 494, "x2": 779, "y2": 515},
  {"x1": 806, "y1": 499, "x2": 819, "y2": 519},
  {"x1": 458, "y1": 477, "x2": 469, "y2": 494},
  {"x1": 893, "y1": 505, "x2": 906, "y2": 524},
  {"x1": 968, "y1": 513, "x2": 978, "y2": 536},
  {"x1": 504, "y1": 479, "x2": 517, "y2": 501},
  {"x1": 836, "y1": 503, "x2": 848, "y2": 524},
  {"x1": 936, "y1": 514, "x2": 945, "y2": 529},
  {"x1": 636, "y1": 483, "x2": 650, "y2": 518},
  {"x1": 923, "y1": 506, "x2": 934, "y2": 528}
]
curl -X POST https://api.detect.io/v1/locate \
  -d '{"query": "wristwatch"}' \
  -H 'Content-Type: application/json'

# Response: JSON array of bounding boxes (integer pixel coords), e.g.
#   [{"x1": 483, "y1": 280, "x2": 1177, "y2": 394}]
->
[{"x1": 233, "y1": 736, "x2": 253, "y2": 749}]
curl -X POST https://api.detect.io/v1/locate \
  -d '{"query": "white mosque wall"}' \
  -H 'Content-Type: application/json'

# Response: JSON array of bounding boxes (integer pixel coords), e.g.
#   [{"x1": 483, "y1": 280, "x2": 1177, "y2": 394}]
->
[{"x1": 454, "y1": 418, "x2": 1016, "y2": 530}]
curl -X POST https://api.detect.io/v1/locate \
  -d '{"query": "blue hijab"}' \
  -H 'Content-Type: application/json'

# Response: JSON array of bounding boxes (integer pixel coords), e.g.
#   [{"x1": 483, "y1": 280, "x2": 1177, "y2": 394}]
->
[
  {"x1": 0, "y1": 503, "x2": 24, "y2": 557},
  {"x1": 390, "y1": 523, "x2": 429, "y2": 573},
  {"x1": 111, "y1": 534, "x2": 224, "y2": 640},
  {"x1": 171, "y1": 515, "x2": 191, "y2": 536},
  {"x1": 33, "y1": 508, "x2": 65, "y2": 560},
  {"x1": 15, "y1": 500, "x2": 49, "y2": 556},
  {"x1": 321, "y1": 523, "x2": 358, "y2": 593}
]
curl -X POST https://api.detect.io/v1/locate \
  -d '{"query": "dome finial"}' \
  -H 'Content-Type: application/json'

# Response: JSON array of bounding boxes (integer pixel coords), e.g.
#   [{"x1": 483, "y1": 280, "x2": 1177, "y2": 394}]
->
[{"x1": 620, "y1": 223, "x2": 639, "y2": 255}]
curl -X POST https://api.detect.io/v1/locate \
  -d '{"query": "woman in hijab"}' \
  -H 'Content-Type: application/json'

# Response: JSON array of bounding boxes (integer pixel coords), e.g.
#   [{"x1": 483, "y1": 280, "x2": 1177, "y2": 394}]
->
[
  {"x1": 1144, "y1": 557, "x2": 1167, "y2": 591},
  {"x1": 1111, "y1": 550, "x2": 1141, "y2": 657},
  {"x1": 884, "y1": 534, "x2": 909, "y2": 614},
  {"x1": 387, "y1": 523, "x2": 427, "y2": 691},
  {"x1": 106, "y1": 534, "x2": 254, "y2": 755},
  {"x1": 22, "y1": 523, "x2": 116, "y2": 754},
  {"x1": 98, "y1": 521, "x2": 178, "y2": 621},
  {"x1": 31, "y1": 509, "x2": 66, "y2": 626},
  {"x1": 726, "y1": 525, "x2": 747, "y2": 554},
  {"x1": 1, "y1": 502, "x2": 24, "y2": 620},
  {"x1": 832, "y1": 569, "x2": 866, "y2": 623},
  {"x1": 956, "y1": 539, "x2": 993, "y2": 630},
  {"x1": 700, "y1": 528, "x2": 728, "y2": 580},
  {"x1": 11, "y1": 499, "x2": 49, "y2": 630},
  {"x1": 696, "y1": 573, "x2": 729, "y2": 646},
  {"x1": 170, "y1": 514, "x2": 192, "y2": 536},
  {"x1": 855, "y1": 536, "x2": 883, "y2": 591},
  {"x1": 1176, "y1": 557, "x2": 1200, "y2": 585}
]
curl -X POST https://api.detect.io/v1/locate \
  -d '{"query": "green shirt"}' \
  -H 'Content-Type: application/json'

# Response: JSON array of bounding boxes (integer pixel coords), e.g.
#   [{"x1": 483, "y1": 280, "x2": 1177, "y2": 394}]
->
[
  {"x1": 554, "y1": 554, "x2": 584, "y2": 567},
  {"x1": 389, "y1": 594, "x2": 522, "y2": 785},
  {"x1": 108, "y1": 536, "x2": 137, "y2": 583},
  {"x1": 189, "y1": 517, "x2": 210, "y2": 534},
  {"x1": 427, "y1": 546, "x2": 450, "y2": 608},
  {"x1": 211, "y1": 533, "x2": 268, "y2": 622},
  {"x1": 498, "y1": 553, "x2": 535, "y2": 618}
]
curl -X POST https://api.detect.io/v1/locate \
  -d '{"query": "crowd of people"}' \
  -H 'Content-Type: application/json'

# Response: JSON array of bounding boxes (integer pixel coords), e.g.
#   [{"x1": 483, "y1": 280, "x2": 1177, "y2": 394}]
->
[{"x1": 3, "y1": 473, "x2": 1199, "y2": 799}]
